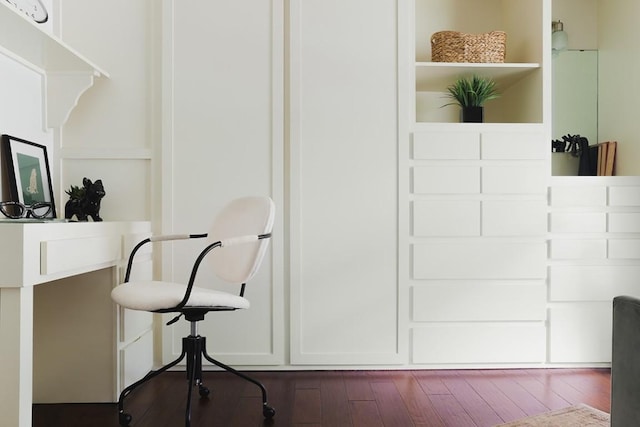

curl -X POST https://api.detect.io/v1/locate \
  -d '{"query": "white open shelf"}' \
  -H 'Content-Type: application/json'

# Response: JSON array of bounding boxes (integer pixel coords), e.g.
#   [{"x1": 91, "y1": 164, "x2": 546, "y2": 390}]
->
[
  {"x1": 0, "y1": 2, "x2": 109, "y2": 128},
  {"x1": 416, "y1": 62, "x2": 540, "y2": 92}
]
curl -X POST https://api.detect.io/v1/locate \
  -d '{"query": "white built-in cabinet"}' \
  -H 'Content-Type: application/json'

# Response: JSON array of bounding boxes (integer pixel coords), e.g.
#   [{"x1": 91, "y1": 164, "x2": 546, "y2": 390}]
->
[
  {"x1": 288, "y1": 0, "x2": 400, "y2": 366},
  {"x1": 405, "y1": 0, "x2": 553, "y2": 366},
  {"x1": 548, "y1": 177, "x2": 640, "y2": 363},
  {"x1": 156, "y1": 0, "x2": 640, "y2": 369}
]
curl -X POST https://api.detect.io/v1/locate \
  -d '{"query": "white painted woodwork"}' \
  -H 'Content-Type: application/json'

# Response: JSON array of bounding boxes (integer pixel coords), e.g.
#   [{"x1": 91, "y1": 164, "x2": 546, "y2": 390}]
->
[
  {"x1": 482, "y1": 200, "x2": 547, "y2": 236},
  {"x1": 413, "y1": 241, "x2": 547, "y2": 280},
  {"x1": 609, "y1": 239, "x2": 640, "y2": 259},
  {"x1": 162, "y1": 0, "x2": 284, "y2": 367},
  {"x1": 609, "y1": 213, "x2": 640, "y2": 233},
  {"x1": 120, "y1": 331, "x2": 153, "y2": 393},
  {"x1": 413, "y1": 200, "x2": 480, "y2": 236},
  {"x1": 413, "y1": 132, "x2": 480, "y2": 159},
  {"x1": 549, "y1": 304, "x2": 612, "y2": 363},
  {"x1": 412, "y1": 323, "x2": 546, "y2": 364},
  {"x1": 550, "y1": 239, "x2": 607, "y2": 259},
  {"x1": 549, "y1": 212, "x2": 607, "y2": 233},
  {"x1": 0, "y1": 221, "x2": 151, "y2": 427},
  {"x1": 550, "y1": 185, "x2": 607, "y2": 207},
  {"x1": 610, "y1": 186, "x2": 640, "y2": 206},
  {"x1": 289, "y1": 0, "x2": 399, "y2": 365},
  {"x1": 482, "y1": 165, "x2": 547, "y2": 194},
  {"x1": 413, "y1": 282, "x2": 546, "y2": 321},
  {"x1": 0, "y1": 1, "x2": 107, "y2": 128},
  {"x1": 481, "y1": 132, "x2": 547, "y2": 159},
  {"x1": 40, "y1": 235, "x2": 121, "y2": 275},
  {"x1": 413, "y1": 166, "x2": 480, "y2": 194},
  {"x1": 549, "y1": 265, "x2": 640, "y2": 301}
]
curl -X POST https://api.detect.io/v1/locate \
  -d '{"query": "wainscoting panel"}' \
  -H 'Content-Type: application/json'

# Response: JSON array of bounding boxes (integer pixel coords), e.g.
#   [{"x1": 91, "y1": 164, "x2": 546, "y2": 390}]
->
[
  {"x1": 609, "y1": 213, "x2": 640, "y2": 233},
  {"x1": 413, "y1": 200, "x2": 480, "y2": 236},
  {"x1": 609, "y1": 186, "x2": 640, "y2": 206},
  {"x1": 413, "y1": 241, "x2": 547, "y2": 279},
  {"x1": 413, "y1": 166, "x2": 480, "y2": 194},
  {"x1": 609, "y1": 239, "x2": 640, "y2": 258},
  {"x1": 412, "y1": 323, "x2": 546, "y2": 364},
  {"x1": 548, "y1": 304, "x2": 612, "y2": 363},
  {"x1": 549, "y1": 239, "x2": 607, "y2": 259},
  {"x1": 481, "y1": 132, "x2": 547, "y2": 159},
  {"x1": 412, "y1": 281, "x2": 546, "y2": 321},
  {"x1": 413, "y1": 131, "x2": 479, "y2": 159},
  {"x1": 549, "y1": 212, "x2": 607, "y2": 233},
  {"x1": 549, "y1": 265, "x2": 640, "y2": 301},
  {"x1": 550, "y1": 185, "x2": 607, "y2": 207},
  {"x1": 548, "y1": 177, "x2": 640, "y2": 364},
  {"x1": 482, "y1": 200, "x2": 547, "y2": 236},
  {"x1": 482, "y1": 165, "x2": 547, "y2": 194}
]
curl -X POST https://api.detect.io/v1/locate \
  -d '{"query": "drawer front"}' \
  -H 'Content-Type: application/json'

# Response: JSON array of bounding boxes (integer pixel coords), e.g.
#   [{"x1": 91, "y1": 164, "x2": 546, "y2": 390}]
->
[
  {"x1": 120, "y1": 331, "x2": 153, "y2": 391},
  {"x1": 41, "y1": 235, "x2": 121, "y2": 275}
]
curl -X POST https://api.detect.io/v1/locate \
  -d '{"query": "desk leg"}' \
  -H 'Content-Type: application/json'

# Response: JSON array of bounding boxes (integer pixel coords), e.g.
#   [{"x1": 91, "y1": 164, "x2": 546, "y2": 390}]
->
[{"x1": 0, "y1": 287, "x2": 33, "y2": 427}]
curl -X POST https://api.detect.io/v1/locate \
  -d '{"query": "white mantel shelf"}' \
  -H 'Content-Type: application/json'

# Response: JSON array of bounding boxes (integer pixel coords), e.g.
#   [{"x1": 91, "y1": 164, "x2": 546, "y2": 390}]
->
[{"x1": 0, "y1": 2, "x2": 109, "y2": 128}]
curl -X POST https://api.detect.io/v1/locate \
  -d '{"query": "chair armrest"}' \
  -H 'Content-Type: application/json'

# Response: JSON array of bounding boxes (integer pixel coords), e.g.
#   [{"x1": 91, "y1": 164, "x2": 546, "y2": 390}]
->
[
  {"x1": 150, "y1": 233, "x2": 208, "y2": 242},
  {"x1": 221, "y1": 233, "x2": 271, "y2": 247},
  {"x1": 123, "y1": 233, "x2": 208, "y2": 283},
  {"x1": 172, "y1": 233, "x2": 272, "y2": 309}
]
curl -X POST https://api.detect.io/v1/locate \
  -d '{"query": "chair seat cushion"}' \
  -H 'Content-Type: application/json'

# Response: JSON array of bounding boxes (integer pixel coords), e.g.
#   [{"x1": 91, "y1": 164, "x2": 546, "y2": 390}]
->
[{"x1": 111, "y1": 281, "x2": 250, "y2": 312}]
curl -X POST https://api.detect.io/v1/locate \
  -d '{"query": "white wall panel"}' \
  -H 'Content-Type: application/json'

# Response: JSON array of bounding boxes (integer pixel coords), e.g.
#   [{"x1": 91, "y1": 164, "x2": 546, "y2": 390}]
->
[
  {"x1": 609, "y1": 186, "x2": 640, "y2": 206},
  {"x1": 482, "y1": 166, "x2": 546, "y2": 194},
  {"x1": 482, "y1": 200, "x2": 547, "y2": 236},
  {"x1": 413, "y1": 281, "x2": 546, "y2": 321},
  {"x1": 289, "y1": 0, "x2": 399, "y2": 364},
  {"x1": 481, "y1": 132, "x2": 546, "y2": 159},
  {"x1": 163, "y1": 0, "x2": 284, "y2": 366},
  {"x1": 549, "y1": 212, "x2": 606, "y2": 233},
  {"x1": 549, "y1": 304, "x2": 612, "y2": 363},
  {"x1": 413, "y1": 200, "x2": 480, "y2": 236},
  {"x1": 549, "y1": 265, "x2": 640, "y2": 301},
  {"x1": 609, "y1": 213, "x2": 640, "y2": 233},
  {"x1": 550, "y1": 239, "x2": 607, "y2": 259},
  {"x1": 609, "y1": 239, "x2": 640, "y2": 259},
  {"x1": 413, "y1": 132, "x2": 479, "y2": 159},
  {"x1": 413, "y1": 241, "x2": 547, "y2": 279},
  {"x1": 413, "y1": 166, "x2": 480, "y2": 194},
  {"x1": 412, "y1": 323, "x2": 546, "y2": 364},
  {"x1": 550, "y1": 185, "x2": 607, "y2": 207}
]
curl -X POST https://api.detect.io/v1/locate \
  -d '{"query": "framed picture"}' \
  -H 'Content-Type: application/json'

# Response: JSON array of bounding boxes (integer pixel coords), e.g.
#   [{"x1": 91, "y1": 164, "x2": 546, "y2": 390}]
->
[{"x1": 2, "y1": 134, "x2": 56, "y2": 218}]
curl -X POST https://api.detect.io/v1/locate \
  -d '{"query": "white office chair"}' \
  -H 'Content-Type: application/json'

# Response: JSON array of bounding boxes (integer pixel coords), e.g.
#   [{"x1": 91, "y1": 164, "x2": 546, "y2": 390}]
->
[{"x1": 111, "y1": 196, "x2": 276, "y2": 427}]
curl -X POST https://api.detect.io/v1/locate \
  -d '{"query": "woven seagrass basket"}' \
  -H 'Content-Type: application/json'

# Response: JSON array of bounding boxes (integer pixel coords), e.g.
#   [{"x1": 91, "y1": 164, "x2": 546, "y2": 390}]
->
[{"x1": 431, "y1": 30, "x2": 506, "y2": 63}]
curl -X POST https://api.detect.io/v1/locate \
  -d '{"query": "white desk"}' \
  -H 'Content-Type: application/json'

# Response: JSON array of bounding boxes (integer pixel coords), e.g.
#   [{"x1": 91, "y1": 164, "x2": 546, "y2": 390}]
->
[{"x1": 0, "y1": 221, "x2": 153, "y2": 427}]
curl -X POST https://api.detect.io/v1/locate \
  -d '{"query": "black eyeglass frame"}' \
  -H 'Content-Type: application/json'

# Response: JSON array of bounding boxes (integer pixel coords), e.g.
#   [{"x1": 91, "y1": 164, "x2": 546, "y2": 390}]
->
[{"x1": 0, "y1": 201, "x2": 53, "y2": 219}]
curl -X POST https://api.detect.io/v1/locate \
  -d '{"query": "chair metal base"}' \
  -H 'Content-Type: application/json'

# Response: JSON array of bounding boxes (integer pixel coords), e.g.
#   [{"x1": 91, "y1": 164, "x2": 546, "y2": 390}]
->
[{"x1": 117, "y1": 330, "x2": 275, "y2": 426}]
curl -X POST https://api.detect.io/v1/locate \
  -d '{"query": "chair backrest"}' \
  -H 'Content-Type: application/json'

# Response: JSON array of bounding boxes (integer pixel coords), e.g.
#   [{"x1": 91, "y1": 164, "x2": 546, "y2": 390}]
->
[{"x1": 208, "y1": 196, "x2": 275, "y2": 284}]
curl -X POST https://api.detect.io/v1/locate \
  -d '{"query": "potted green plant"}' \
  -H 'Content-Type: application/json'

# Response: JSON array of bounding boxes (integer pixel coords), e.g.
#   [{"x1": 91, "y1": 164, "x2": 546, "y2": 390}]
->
[{"x1": 443, "y1": 75, "x2": 499, "y2": 123}]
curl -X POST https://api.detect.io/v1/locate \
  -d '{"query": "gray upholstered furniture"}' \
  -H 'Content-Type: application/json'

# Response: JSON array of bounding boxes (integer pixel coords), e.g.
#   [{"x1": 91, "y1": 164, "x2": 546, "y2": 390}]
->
[{"x1": 611, "y1": 295, "x2": 640, "y2": 426}]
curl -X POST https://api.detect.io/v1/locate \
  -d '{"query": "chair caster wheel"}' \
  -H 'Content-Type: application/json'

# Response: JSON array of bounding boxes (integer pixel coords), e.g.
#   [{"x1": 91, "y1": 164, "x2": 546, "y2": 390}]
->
[
  {"x1": 199, "y1": 385, "x2": 210, "y2": 397},
  {"x1": 263, "y1": 405, "x2": 276, "y2": 419},
  {"x1": 118, "y1": 412, "x2": 132, "y2": 426}
]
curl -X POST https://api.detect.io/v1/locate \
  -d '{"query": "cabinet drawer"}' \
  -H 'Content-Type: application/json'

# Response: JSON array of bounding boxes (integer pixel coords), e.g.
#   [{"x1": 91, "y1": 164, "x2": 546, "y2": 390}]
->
[
  {"x1": 41, "y1": 236, "x2": 121, "y2": 275},
  {"x1": 120, "y1": 331, "x2": 153, "y2": 391}
]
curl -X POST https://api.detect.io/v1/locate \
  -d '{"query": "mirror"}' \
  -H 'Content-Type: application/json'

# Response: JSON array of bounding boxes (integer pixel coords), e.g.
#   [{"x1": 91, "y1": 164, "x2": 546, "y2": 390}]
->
[{"x1": 552, "y1": 49, "x2": 598, "y2": 176}]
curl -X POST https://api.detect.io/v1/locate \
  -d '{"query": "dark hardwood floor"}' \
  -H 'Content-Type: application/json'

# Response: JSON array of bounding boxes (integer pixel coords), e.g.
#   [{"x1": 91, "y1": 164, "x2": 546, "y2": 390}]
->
[{"x1": 33, "y1": 368, "x2": 611, "y2": 427}]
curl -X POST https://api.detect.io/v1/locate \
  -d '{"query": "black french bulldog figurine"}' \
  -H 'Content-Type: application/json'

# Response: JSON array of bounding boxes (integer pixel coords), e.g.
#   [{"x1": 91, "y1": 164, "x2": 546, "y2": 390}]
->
[{"x1": 64, "y1": 177, "x2": 106, "y2": 222}]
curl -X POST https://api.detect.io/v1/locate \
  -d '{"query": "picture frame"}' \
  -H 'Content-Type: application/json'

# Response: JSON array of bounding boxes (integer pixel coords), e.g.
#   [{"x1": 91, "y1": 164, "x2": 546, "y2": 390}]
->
[{"x1": 2, "y1": 134, "x2": 56, "y2": 218}]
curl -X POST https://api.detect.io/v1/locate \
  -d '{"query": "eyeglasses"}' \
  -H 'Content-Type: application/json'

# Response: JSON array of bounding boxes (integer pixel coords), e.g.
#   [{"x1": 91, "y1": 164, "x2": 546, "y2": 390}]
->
[{"x1": 0, "y1": 201, "x2": 52, "y2": 219}]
